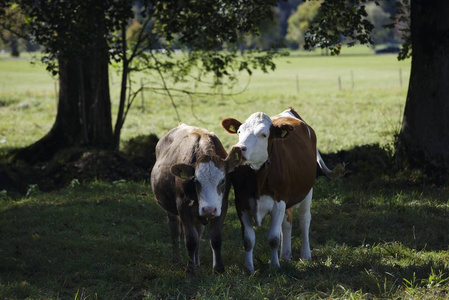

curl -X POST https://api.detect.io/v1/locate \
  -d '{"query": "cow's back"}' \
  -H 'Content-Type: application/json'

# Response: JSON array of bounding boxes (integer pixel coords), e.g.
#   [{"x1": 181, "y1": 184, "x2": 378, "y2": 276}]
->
[
  {"x1": 151, "y1": 124, "x2": 227, "y2": 215},
  {"x1": 263, "y1": 116, "x2": 317, "y2": 206}
]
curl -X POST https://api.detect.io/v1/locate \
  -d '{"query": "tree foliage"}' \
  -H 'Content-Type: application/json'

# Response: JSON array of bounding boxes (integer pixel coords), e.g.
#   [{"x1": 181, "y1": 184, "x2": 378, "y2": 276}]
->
[
  {"x1": 303, "y1": 0, "x2": 411, "y2": 57},
  {"x1": 1, "y1": 0, "x2": 284, "y2": 159},
  {"x1": 286, "y1": 0, "x2": 323, "y2": 49},
  {"x1": 384, "y1": 0, "x2": 411, "y2": 60},
  {"x1": 0, "y1": 3, "x2": 29, "y2": 56},
  {"x1": 365, "y1": 2, "x2": 392, "y2": 45},
  {"x1": 304, "y1": 0, "x2": 376, "y2": 55}
]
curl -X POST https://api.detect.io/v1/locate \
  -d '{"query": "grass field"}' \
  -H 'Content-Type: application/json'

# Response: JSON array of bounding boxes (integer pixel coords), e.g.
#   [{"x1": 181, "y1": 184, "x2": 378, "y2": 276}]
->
[
  {"x1": 2, "y1": 47, "x2": 449, "y2": 299},
  {"x1": 0, "y1": 47, "x2": 408, "y2": 153}
]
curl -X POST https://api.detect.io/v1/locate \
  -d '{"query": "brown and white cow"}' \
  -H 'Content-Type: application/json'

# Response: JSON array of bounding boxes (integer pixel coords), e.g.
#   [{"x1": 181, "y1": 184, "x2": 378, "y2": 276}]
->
[
  {"x1": 151, "y1": 124, "x2": 241, "y2": 273},
  {"x1": 222, "y1": 107, "x2": 344, "y2": 273}
]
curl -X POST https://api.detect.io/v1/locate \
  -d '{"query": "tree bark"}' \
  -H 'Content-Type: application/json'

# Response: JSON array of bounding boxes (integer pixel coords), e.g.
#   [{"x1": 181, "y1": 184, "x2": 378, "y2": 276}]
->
[
  {"x1": 10, "y1": 36, "x2": 19, "y2": 57},
  {"x1": 113, "y1": 22, "x2": 129, "y2": 150},
  {"x1": 13, "y1": 41, "x2": 113, "y2": 163},
  {"x1": 395, "y1": 0, "x2": 449, "y2": 181}
]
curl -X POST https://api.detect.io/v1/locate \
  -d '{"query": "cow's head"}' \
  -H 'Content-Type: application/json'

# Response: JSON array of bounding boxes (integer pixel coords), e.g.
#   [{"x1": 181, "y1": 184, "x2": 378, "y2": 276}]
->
[
  {"x1": 170, "y1": 146, "x2": 242, "y2": 218},
  {"x1": 221, "y1": 112, "x2": 294, "y2": 170}
]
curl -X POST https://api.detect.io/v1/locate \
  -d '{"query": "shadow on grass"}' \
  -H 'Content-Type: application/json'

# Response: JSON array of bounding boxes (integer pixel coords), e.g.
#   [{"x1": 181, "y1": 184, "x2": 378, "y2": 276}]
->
[{"x1": 1, "y1": 144, "x2": 449, "y2": 299}]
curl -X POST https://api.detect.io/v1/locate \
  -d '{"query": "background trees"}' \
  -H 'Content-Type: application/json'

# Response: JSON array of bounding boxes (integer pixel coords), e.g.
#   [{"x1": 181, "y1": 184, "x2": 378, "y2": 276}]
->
[
  {"x1": 285, "y1": 0, "x2": 323, "y2": 49},
  {"x1": 2, "y1": 0, "x2": 448, "y2": 182},
  {"x1": 304, "y1": 0, "x2": 449, "y2": 182},
  {"x1": 1, "y1": 0, "x2": 279, "y2": 162}
]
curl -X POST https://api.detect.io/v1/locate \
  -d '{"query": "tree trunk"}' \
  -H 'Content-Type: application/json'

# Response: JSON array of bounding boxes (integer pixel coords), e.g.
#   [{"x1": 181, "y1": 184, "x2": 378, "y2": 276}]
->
[
  {"x1": 113, "y1": 22, "x2": 129, "y2": 150},
  {"x1": 10, "y1": 36, "x2": 19, "y2": 57},
  {"x1": 13, "y1": 42, "x2": 113, "y2": 163},
  {"x1": 395, "y1": 0, "x2": 449, "y2": 182}
]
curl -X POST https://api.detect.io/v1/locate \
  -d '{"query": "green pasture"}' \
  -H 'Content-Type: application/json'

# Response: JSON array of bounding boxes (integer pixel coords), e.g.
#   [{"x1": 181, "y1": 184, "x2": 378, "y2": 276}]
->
[
  {"x1": 0, "y1": 47, "x2": 409, "y2": 153},
  {"x1": 2, "y1": 48, "x2": 449, "y2": 299}
]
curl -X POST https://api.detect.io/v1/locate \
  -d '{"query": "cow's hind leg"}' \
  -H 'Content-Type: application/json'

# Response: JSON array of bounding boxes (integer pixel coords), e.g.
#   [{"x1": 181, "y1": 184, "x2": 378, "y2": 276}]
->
[
  {"x1": 298, "y1": 188, "x2": 313, "y2": 260},
  {"x1": 267, "y1": 200, "x2": 286, "y2": 269},
  {"x1": 167, "y1": 213, "x2": 181, "y2": 262},
  {"x1": 280, "y1": 208, "x2": 293, "y2": 260}
]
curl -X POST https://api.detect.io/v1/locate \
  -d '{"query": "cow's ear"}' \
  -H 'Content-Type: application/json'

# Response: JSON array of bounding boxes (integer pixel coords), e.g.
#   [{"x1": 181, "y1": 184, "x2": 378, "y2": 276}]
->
[
  {"x1": 221, "y1": 118, "x2": 242, "y2": 134},
  {"x1": 225, "y1": 146, "x2": 243, "y2": 173},
  {"x1": 170, "y1": 164, "x2": 195, "y2": 180},
  {"x1": 272, "y1": 124, "x2": 294, "y2": 139}
]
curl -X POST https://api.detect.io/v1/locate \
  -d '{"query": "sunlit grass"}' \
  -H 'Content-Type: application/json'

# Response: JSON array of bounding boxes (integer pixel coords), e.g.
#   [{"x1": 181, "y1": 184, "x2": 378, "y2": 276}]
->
[{"x1": 0, "y1": 47, "x2": 408, "y2": 153}]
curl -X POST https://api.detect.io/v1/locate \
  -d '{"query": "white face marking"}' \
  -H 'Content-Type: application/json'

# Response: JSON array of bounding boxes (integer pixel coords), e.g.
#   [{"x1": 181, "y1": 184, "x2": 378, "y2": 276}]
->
[
  {"x1": 236, "y1": 112, "x2": 272, "y2": 170},
  {"x1": 195, "y1": 161, "x2": 225, "y2": 217}
]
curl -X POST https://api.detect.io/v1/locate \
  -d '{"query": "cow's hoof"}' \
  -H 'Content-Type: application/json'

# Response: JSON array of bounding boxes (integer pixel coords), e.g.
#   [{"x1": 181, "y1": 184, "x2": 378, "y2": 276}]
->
[
  {"x1": 244, "y1": 265, "x2": 255, "y2": 275},
  {"x1": 213, "y1": 264, "x2": 225, "y2": 274},
  {"x1": 185, "y1": 264, "x2": 196, "y2": 275}
]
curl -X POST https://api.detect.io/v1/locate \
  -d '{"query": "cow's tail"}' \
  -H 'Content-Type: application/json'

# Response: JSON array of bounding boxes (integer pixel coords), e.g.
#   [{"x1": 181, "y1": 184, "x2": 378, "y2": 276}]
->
[{"x1": 316, "y1": 150, "x2": 346, "y2": 179}]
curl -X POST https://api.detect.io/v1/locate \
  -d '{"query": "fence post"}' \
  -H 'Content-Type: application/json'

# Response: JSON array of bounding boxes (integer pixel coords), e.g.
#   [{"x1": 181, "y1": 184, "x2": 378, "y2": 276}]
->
[
  {"x1": 338, "y1": 76, "x2": 342, "y2": 91},
  {"x1": 399, "y1": 68, "x2": 403, "y2": 88}
]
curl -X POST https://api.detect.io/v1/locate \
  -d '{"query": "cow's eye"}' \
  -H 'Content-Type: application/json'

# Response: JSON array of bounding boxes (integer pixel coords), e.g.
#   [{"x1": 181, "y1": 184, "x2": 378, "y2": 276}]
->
[
  {"x1": 218, "y1": 179, "x2": 225, "y2": 186},
  {"x1": 261, "y1": 133, "x2": 267, "y2": 138}
]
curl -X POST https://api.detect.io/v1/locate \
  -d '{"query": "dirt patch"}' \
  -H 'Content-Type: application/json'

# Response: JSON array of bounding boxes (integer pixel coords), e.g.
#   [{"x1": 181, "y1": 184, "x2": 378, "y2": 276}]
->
[
  {"x1": 318, "y1": 144, "x2": 393, "y2": 180},
  {"x1": 0, "y1": 134, "x2": 159, "y2": 196}
]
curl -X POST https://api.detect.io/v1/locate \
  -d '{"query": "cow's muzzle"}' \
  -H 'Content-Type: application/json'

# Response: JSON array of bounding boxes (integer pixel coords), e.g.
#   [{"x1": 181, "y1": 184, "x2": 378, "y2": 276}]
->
[{"x1": 201, "y1": 206, "x2": 218, "y2": 218}]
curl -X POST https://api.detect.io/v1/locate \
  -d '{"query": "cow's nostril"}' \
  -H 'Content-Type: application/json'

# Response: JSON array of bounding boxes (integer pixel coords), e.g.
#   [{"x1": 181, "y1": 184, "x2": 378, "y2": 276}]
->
[
  {"x1": 202, "y1": 206, "x2": 218, "y2": 217},
  {"x1": 241, "y1": 146, "x2": 247, "y2": 152}
]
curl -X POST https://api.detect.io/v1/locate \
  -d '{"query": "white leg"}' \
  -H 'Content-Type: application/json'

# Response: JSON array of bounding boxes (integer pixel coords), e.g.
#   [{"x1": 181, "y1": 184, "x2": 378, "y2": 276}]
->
[
  {"x1": 267, "y1": 200, "x2": 286, "y2": 268},
  {"x1": 298, "y1": 189, "x2": 313, "y2": 260},
  {"x1": 241, "y1": 211, "x2": 256, "y2": 274},
  {"x1": 280, "y1": 208, "x2": 293, "y2": 260}
]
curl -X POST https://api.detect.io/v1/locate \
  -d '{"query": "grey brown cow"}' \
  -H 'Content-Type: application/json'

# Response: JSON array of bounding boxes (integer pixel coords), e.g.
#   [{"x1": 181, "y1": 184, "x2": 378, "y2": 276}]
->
[
  {"x1": 151, "y1": 123, "x2": 241, "y2": 272},
  {"x1": 222, "y1": 107, "x2": 344, "y2": 273}
]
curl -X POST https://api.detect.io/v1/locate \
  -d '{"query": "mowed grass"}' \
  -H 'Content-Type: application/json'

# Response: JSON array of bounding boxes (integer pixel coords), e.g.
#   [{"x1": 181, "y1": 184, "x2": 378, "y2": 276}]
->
[
  {"x1": 2, "y1": 47, "x2": 449, "y2": 299},
  {"x1": 0, "y1": 47, "x2": 408, "y2": 153}
]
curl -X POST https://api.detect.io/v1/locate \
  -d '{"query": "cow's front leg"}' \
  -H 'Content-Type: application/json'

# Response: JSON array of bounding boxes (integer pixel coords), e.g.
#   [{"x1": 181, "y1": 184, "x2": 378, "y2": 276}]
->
[
  {"x1": 182, "y1": 223, "x2": 199, "y2": 268},
  {"x1": 209, "y1": 216, "x2": 225, "y2": 273},
  {"x1": 167, "y1": 213, "x2": 181, "y2": 262},
  {"x1": 178, "y1": 201, "x2": 199, "y2": 269},
  {"x1": 240, "y1": 210, "x2": 256, "y2": 274},
  {"x1": 268, "y1": 200, "x2": 286, "y2": 269},
  {"x1": 194, "y1": 222, "x2": 205, "y2": 266}
]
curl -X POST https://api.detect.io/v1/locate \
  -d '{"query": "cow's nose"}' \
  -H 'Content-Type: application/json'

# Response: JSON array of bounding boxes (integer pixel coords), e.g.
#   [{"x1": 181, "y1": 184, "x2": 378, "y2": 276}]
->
[{"x1": 201, "y1": 206, "x2": 218, "y2": 217}]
